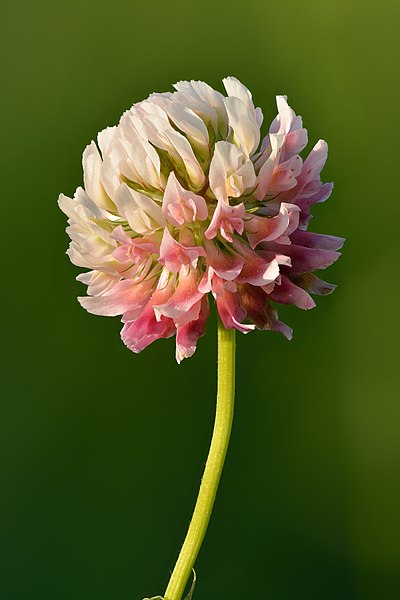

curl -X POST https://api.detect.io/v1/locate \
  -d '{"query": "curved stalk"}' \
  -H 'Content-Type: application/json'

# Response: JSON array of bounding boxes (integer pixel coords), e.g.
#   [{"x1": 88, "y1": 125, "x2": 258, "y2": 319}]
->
[{"x1": 164, "y1": 320, "x2": 236, "y2": 600}]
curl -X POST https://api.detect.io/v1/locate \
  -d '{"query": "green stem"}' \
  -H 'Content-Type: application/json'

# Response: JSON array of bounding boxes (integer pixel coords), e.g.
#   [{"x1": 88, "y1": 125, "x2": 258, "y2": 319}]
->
[{"x1": 164, "y1": 320, "x2": 236, "y2": 600}]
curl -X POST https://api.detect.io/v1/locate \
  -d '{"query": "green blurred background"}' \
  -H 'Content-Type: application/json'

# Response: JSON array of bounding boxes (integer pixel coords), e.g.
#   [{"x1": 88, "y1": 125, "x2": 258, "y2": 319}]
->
[{"x1": 1, "y1": 0, "x2": 399, "y2": 598}]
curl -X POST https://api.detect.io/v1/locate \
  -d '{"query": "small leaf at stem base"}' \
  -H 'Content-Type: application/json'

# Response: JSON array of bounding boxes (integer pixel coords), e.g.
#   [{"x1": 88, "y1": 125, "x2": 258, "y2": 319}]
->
[
  {"x1": 183, "y1": 570, "x2": 196, "y2": 600},
  {"x1": 143, "y1": 570, "x2": 196, "y2": 600}
]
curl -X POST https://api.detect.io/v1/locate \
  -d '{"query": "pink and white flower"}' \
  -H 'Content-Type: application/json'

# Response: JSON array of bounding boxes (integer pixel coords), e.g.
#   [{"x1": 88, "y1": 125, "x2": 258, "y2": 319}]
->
[{"x1": 59, "y1": 77, "x2": 344, "y2": 362}]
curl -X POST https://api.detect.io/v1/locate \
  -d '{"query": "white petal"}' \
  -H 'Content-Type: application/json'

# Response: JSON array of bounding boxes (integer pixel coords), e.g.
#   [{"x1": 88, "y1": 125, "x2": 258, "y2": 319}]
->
[
  {"x1": 151, "y1": 96, "x2": 209, "y2": 155},
  {"x1": 224, "y1": 96, "x2": 260, "y2": 157},
  {"x1": 83, "y1": 142, "x2": 115, "y2": 211},
  {"x1": 118, "y1": 113, "x2": 164, "y2": 190},
  {"x1": 223, "y1": 76, "x2": 264, "y2": 126},
  {"x1": 135, "y1": 101, "x2": 205, "y2": 189},
  {"x1": 58, "y1": 188, "x2": 105, "y2": 222},
  {"x1": 97, "y1": 126, "x2": 118, "y2": 156},
  {"x1": 115, "y1": 184, "x2": 165, "y2": 234},
  {"x1": 76, "y1": 270, "x2": 121, "y2": 296},
  {"x1": 173, "y1": 80, "x2": 228, "y2": 135},
  {"x1": 209, "y1": 141, "x2": 256, "y2": 202},
  {"x1": 255, "y1": 133, "x2": 284, "y2": 200}
]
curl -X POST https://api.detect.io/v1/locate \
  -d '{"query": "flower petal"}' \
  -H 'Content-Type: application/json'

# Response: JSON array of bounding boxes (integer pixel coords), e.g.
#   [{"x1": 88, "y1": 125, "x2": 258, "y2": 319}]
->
[
  {"x1": 239, "y1": 284, "x2": 293, "y2": 339},
  {"x1": 159, "y1": 228, "x2": 206, "y2": 273},
  {"x1": 83, "y1": 141, "x2": 116, "y2": 211},
  {"x1": 154, "y1": 267, "x2": 204, "y2": 321},
  {"x1": 268, "y1": 274, "x2": 315, "y2": 309},
  {"x1": 115, "y1": 184, "x2": 165, "y2": 234},
  {"x1": 209, "y1": 141, "x2": 256, "y2": 202},
  {"x1": 245, "y1": 203, "x2": 299, "y2": 249},
  {"x1": 213, "y1": 277, "x2": 255, "y2": 333},
  {"x1": 205, "y1": 199, "x2": 245, "y2": 242},
  {"x1": 224, "y1": 96, "x2": 260, "y2": 157},
  {"x1": 162, "y1": 172, "x2": 208, "y2": 227},
  {"x1": 204, "y1": 240, "x2": 244, "y2": 280},
  {"x1": 175, "y1": 296, "x2": 210, "y2": 363},
  {"x1": 268, "y1": 242, "x2": 341, "y2": 273},
  {"x1": 223, "y1": 76, "x2": 263, "y2": 127},
  {"x1": 290, "y1": 230, "x2": 345, "y2": 251},
  {"x1": 290, "y1": 272, "x2": 337, "y2": 296},
  {"x1": 121, "y1": 302, "x2": 175, "y2": 353},
  {"x1": 270, "y1": 95, "x2": 308, "y2": 159},
  {"x1": 78, "y1": 278, "x2": 154, "y2": 317}
]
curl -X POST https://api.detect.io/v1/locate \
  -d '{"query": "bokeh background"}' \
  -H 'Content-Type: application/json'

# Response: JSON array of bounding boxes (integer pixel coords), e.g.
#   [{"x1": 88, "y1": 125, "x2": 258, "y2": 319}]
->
[{"x1": 1, "y1": 1, "x2": 399, "y2": 598}]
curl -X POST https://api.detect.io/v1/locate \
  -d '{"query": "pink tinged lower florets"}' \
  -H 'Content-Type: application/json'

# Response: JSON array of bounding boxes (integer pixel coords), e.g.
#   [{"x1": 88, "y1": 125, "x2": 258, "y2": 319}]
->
[
  {"x1": 210, "y1": 274, "x2": 255, "y2": 334},
  {"x1": 162, "y1": 172, "x2": 208, "y2": 227},
  {"x1": 203, "y1": 240, "x2": 245, "y2": 281},
  {"x1": 268, "y1": 274, "x2": 315, "y2": 310},
  {"x1": 159, "y1": 228, "x2": 206, "y2": 273},
  {"x1": 120, "y1": 272, "x2": 177, "y2": 352},
  {"x1": 78, "y1": 277, "x2": 155, "y2": 318},
  {"x1": 245, "y1": 202, "x2": 300, "y2": 249},
  {"x1": 154, "y1": 267, "x2": 204, "y2": 325},
  {"x1": 112, "y1": 226, "x2": 160, "y2": 262},
  {"x1": 176, "y1": 296, "x2": 209, "y2": 363},
  {"x1": 121, "y1": 302, "x2": 175, "y2": 353},
  {"x1": 59, "y1": 76, "x2": 344, "y2": 362},
  {"x1": 205, "y1": 200, "x2": 245, "y2": 242}
]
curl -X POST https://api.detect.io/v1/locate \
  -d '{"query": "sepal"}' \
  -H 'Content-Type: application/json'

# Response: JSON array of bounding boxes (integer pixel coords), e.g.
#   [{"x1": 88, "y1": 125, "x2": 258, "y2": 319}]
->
[
  {"x1": 183, "y1": 570, "x2": 196, "y2": 600},
  {"x1": 144, "y1": 570, "x2": 196, "y2": 600}
]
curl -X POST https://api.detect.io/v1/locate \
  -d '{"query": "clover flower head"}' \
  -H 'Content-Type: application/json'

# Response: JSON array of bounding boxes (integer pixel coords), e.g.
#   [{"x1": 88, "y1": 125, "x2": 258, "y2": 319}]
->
[{"x1": 59, "y1": 77, "x2": 344, "y2": 362}]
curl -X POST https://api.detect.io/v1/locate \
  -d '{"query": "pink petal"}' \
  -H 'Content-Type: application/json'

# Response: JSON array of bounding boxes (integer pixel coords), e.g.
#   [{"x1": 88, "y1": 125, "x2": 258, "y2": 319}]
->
[
  {"x1": 238, "y1": 256, "x2": 280, "y2": 286},
  {"x1": 175, "y1": 296, "x2": 210, "y2": 363},
  {"x1": 154, "y1": 267, "x2": 204, "y2": 321},
  {"x1": 268, "y1": 155, "x2": 303, "y2": 195},
  {"x1": 290, "y1": 230, "x2": 345, "y2": 251},
  {"x1": 239, "y1": 284, "x2": 293, "y2": 339},
  {"x1": 204, "y1": 240, "x2": 244, "y2": 281},
  {"x1": 233, "y1": 241, "x2": 281, "y2": 286},
  {"x1": 159, "y1": 228, "x2": 206, "y2": 273},
  {"x1": 205, "y1": 199, "x2": 245, "y2": 242},
  {"x1": 278, "y1": 141, "x2": 332, "y2": 223},
  {"x1": 302, "y1": 139, "x2": 328, "y2": 181},
  {"x1": 121, "y1": 272, "x2": 176, "y2": 352},
  {"x1": 78, "y1": 278, "x2": 154, "y2": 317},
  {"x1": 254, "y1": 133, "x2": 282, "y2": 200},
  {"x1": 268, "y1": 274, "x2": 315, "y2": 309},
  {"x1": 299, "y1": 181, "x2": 334, "y2": 208},
  {"x1": 284, "y1": 129, "x2": 308, "y2": 159},
  {"x1": 269, "y1": 95, "x2": 308, "y2": 160},
  {"x1": 297, "y1": 182, "x2": 334, "y2": 227},
  {"x1": 121, "y1": 269, "x2": 176, "y2": 323},
  {"x1": 245, "y1": 203, "x2": 299, "y2": 249},
  {"x1": 213, "y1": 276, "x2": 254, "y2": 333},
  {"x1": 113, "y1": 231, "x2": 161, "y2": 264},
  {"x1": 290, "y1": 272, "x2": 337, "y2": 296},
  {"x1": 162, "y1": 172, "x2": 208, "y2": 227},
  {"x1": 198, "y1": 266, "x2": 215, "y2": 294},
  {"x1": 268, "y1": 242, "x2": 340, "y2": 274},
  {"x1": 121, "y1": 302, "x2": 175, "y2": 353}
]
